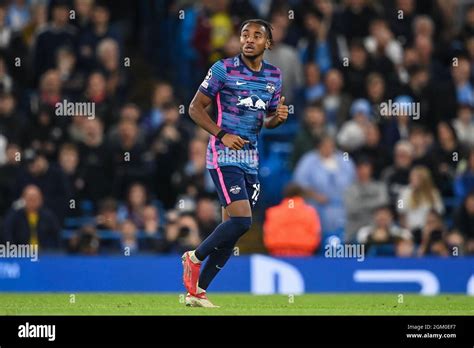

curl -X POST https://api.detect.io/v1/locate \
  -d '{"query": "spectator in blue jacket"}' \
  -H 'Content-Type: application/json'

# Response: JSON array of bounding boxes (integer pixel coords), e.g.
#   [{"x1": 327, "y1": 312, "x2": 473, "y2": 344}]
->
[{"x1": 294, "y1": 134, "x2": 356, "y2": 232}]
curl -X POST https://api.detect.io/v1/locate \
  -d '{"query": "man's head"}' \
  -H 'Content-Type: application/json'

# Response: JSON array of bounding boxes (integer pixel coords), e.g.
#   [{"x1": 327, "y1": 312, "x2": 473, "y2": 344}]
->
[
  {"x1": 52, "y1": 1, "x2": 70, "y2": 26},
  {"x1": 304, "y1": 104, "x2": 326, "y2": 129},
  {"x1": 317, "y1": 134, "x2": 336, "y2": 158},
  {"x1": 92, "y1": 1, "x2": 110, "y2": 27},
  {"x1": 394, "y1": 140, "x2": 414, "y2": 169},
  {"x1": 25, "y1": 149, "x2": 48, "y2": 177},
  {"x1": 22, "y1": 185, "x2": 43, "y2": 213},
  {"x1": 465, "y1": 192, "x2": 474, "y2": 215},
  {"x1": 239, "y1": 19, "x2": 273, "y2": 59},
  {"x1": 196, "y1": 196, "x2": 218, "y2": 224},
  {"x1": 373, "y1": 205, "x2": 393, "y2": 228},
  {"x1": 59, "y1": 143, "x2": 79, "y2": 174},
  {"x1": 356, "y1": 158, "x2": 373, "y2": 183}
]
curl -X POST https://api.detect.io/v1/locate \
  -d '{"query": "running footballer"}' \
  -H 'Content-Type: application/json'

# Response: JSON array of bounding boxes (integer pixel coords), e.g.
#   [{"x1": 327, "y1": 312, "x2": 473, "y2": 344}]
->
[{"x1": 183, "y1": 19, "x2": 289, "y2": 307}]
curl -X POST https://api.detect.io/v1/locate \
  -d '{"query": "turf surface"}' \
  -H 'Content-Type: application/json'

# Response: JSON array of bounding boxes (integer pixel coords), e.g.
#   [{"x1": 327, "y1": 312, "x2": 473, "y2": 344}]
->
[{"x1": 0, "y1": 293, "x2": 472, "y2": 315}]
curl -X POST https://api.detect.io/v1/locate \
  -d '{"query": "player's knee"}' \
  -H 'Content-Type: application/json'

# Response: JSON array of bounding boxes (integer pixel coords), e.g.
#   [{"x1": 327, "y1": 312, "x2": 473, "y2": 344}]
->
[{"x1": 230, "y1": 216, "x2": 252, "y2": 232}]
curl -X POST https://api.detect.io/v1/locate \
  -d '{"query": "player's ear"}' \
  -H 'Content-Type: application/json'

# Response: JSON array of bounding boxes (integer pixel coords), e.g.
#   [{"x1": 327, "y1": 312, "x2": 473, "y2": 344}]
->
[{"x1": 265, "y1": 39, "x2": 272, "y2": 50}]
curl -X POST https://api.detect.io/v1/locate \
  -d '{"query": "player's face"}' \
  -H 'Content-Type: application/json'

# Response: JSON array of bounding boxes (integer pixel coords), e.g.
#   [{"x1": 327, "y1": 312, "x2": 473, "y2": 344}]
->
[{"x1": 240, "y1": 23, "x2": 270, "y2": 59}]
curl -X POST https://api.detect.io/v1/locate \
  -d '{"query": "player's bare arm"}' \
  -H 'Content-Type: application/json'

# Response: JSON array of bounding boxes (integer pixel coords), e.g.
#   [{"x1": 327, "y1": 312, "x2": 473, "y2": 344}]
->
[
  {"x1": 264, "y1": 96, "x2": 289, "y2": 129},
  {"x1": 189, "y1": 91, "x2": 249, "y2": 150}
]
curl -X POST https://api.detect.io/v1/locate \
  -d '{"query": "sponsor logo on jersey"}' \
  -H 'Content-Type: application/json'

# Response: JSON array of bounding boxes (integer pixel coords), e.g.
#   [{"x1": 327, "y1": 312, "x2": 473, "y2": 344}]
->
[
  {"x1": 230, "y1": 185, "x2": 242, "y2": 194},
  {"x1": 236, "y1": 95, "x2": 267, "y2": 111}
]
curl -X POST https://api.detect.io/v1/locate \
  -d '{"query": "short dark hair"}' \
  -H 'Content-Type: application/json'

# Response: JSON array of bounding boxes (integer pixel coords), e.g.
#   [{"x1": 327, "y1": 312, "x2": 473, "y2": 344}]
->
[
  {"x1": 283, "y1": 183, "x2": 305, "y2": 198},
  {"x1": 239, "y1": 19, "x2": 273, "y2": 47}
]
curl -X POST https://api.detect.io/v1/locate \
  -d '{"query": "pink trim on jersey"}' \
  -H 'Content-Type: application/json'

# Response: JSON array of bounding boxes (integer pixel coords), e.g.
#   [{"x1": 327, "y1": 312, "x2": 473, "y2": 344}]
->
[{"x1": 212, "y1": 93, "x2": 231, "y2": 205}]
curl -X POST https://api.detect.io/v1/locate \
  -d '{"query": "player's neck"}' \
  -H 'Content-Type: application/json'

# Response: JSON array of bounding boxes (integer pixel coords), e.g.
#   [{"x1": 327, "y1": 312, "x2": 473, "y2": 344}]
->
[{"x1": 240, "y1": 53, "x2": 263, "y2": 72}]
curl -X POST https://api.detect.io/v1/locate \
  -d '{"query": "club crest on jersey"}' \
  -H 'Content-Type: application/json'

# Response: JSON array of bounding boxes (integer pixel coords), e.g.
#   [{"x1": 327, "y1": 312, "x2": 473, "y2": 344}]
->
[
  {"x1": 229, "y1": 185, "x2": 242, "y2": 194},
  {"x1": 236, "y1": 95, "x2": 267, "y2": 111},
  {"x1": 266, "y1": 82, "x2": 275, "y2": 93}
]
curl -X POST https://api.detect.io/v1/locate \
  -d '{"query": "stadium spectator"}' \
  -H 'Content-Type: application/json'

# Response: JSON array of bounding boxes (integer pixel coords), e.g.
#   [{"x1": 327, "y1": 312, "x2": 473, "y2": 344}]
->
[
  {"x1": 96, "y1": 38, "x2": 129, "y2": 101},
  {"x1": 0, "y1": 91, "x2": 26, "y2": 145},
  {"x1": 77, "y1": 118, "x2": 112, "y2": 202},
  {"x1": 141, "y1": 81, "x2": 175, "y2": 138},
  {"x1": 0, "y1": 143, "x2": 21, "y2": 217},
  {"x1": 344, "y1": 158, "x2": 389, "y2": 242},
  {"x1": 150, "y1": 102, "x2": 190, "y2": 208},
  {"x1": 299, "y1": 8, "x2": 334, "y2": 75},
  {"x1": 118, "y1": 219, "x2": 140, "y2": 255},
  {"x1": 6, "y1": 0, "x2": 30, "y2": 31},
  {"x1": 451, "y1": 56, "x2": 474, "y2": 106},
  {"x1": 417, "y1": 210, "x2": 449, "y2": 257},
  {"x1": 365, "y1": 73, "x2": 387, "y2": 115},
  {"x1": 454, "y1": 149, "x2": 474, "y2": 202},
  {"x1": 164, "y1": 211, "x2": 201, "y2": 253},
  {"x1": 117, "y1": 182, "x2": 155, "y2": 231},
  {"x1": 337, "y1": 98, "x2": 372, "y2": 152},
  {"x1": 265, "y1": 13, "x2": 303, "y2": 104},
  {"x1": 143, "y1": 204, "x2": 160, "y2": 236},
  {"x1": 352, "y1": 122, "x2": 390, "y2": 179},
  {"x1": 107, "y1": 103, "x2": 144, "y2": 144},
  {"x1": 363, "y1": 18, "x2": 400, "y2": 83},
  {"x1": 109, "y1": 119, "x2": 151, "y2": 198},
  {"x1": 195, "y1": 0, "x2": 233, "y2": 65},
  {"x1": 291, "y1": 104, "x2": 334, "y2": 168},
  {"x1": 321, "y1": 69, "x2": 351, "y2": 129},
  {"x1": 55, "y1": 46, "x2": 85, "y2": 99},
  {"x1": 389, "y1": 0, "x2": 416, "y2": 45},
  {"x1": 381, "y1": 140, "x2": 414, "y2": 207},
  {"x1": 300, "y1": 62, "x2": 325, "y2": 106},
  {"x1": 0, "y1": 56, "x2": 15, "y2": 95},
  {"x1": 78, "y1": 0, "x2": 122, "y2": 71},
  {"x1": 1, "y1": 184, "x2": 61, "y2": 249},
  {"x1": 453, "y1": 191, "x2": 474, "y2": 254},
  {"x1": 96, "y1": 197, "x2": 119, "y2": 231},
  {"x1": 395, "y1": 237, "x2": 416, "y2": 257},
  {"x1": 22, "y1": 104, "x2": 65, "y2": 160},
  {"x1": 32, "y1": 0, "x2": 77, "y2": 80},
  {"x1": 67, "y1": 224, "x2": 100, "y2": 255},
  {"x1": 179, "y1": 137, "x2": 214, "y2": 200},
  {"x1": 294, "y1": 134, "x2": 356, "y2": 232},
  {"x1": 58, "y1": 142, "x2": 84, "y2": 208},
  {"x1": 397, "y1": 166, "x2": 444, "y2": 233},
  {"x1": 263, "y1": 183, "x2": 321, "y2": 256},
  {"x1": 20, "y1": 2, "x2": 47, "y2": 48},
  {"x1": 380, "y1": 95, "x2": 412, "y2": 149},
  {"x1": 344, "y1": 39, "x2": 372, "y2": 99},
  {"x1": 71, "y1": 0, "x2": 94, "y2": 32},
  {"x1": 409, "y1": 125, "x2": 435, "y2": 171},
  {"x1": 452, "y1": 103, "x2": 474, "y2": 148},
  {"x1": 83, "y1": 71, "x2": 117, "y2": 127},
  {"x1": 356, "y1": 205, "x2": 412, "y2": 256},
  {"x1": 15, "y1": 148, "x2": 71, "y2": 222},
  {"x1": 432, "y1": 121, "x2": 466, "y2": 197},
  {"x1": 340, "y1": 0, "x2": 378, "y2": 43},
  {"x1": 195, "y1": 195, "x2": 219, "y2": 240},
  {"x1": 33, "y1": 69, "x2": 64, "y2": 113}
]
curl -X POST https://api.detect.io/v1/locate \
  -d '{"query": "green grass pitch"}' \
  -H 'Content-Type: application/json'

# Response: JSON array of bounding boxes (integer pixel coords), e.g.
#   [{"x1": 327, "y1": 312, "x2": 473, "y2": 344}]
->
[{"x1": 0, "y1": 293, "x2": 472, "y2": 315}]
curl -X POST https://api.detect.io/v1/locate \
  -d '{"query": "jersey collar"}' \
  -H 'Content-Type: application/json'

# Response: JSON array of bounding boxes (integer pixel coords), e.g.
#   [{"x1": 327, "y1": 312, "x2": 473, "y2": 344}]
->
[{"x1": 238, "y1": 54, "x2": 264, "y2": 76}]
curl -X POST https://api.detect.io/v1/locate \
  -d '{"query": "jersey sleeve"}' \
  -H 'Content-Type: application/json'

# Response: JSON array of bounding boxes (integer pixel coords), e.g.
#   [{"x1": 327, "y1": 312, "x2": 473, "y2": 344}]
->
[
  {"x1": 267, "y1": 68, "x2": 283, "y2": 114},
  {"x1": 198, "y1": 60, "x2": 226, "y2": 98}
]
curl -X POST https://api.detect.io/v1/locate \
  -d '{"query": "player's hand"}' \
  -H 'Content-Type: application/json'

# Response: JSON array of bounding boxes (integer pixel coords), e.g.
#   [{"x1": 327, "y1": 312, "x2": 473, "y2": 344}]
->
[
  {"x1": 275, "y1": 96, "x2": 289, "y2": 124},
  {"x1": 221, "y1": 133, "x2": 249, "y2": 150}
]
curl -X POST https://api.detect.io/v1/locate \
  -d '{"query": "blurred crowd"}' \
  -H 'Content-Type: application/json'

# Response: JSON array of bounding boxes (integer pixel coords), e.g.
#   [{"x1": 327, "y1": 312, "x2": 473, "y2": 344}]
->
[{"x1": 0, "y1": 0, "x2": 473, "y2": 257}]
